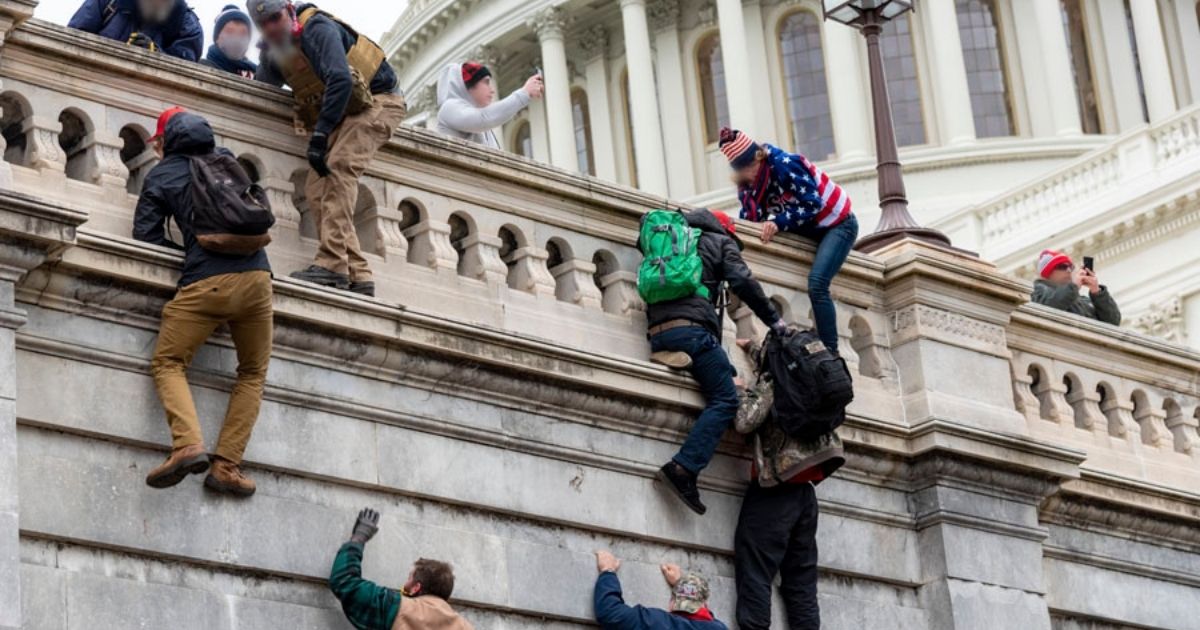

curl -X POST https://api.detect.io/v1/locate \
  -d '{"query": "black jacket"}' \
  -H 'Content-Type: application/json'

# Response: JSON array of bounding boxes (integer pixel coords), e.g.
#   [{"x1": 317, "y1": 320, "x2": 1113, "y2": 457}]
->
[
  {"x1": 645, "y1": 209, "x2": 780, "y2": 339},
  {"x1": 255, "y1": 4, "x2": 399, "y2": 136},
  {"x1": 133, "y1": 112, "x2": 271, "y2": 288}
]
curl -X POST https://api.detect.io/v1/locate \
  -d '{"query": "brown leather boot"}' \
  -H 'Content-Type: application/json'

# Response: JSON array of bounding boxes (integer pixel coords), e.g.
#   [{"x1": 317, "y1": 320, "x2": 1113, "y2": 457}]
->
[
  {"x1": 204, "y1": 457, "x2": 256, "y2": 497},
  {"x1": 145, "y1": 444, "x2": 209, "y2": 489}
]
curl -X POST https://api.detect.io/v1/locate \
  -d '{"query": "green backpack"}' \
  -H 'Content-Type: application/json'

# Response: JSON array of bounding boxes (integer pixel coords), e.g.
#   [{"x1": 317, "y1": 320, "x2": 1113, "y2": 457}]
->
[{"x1": 637, "y1": 210, "x2": 709, "y2": 304}]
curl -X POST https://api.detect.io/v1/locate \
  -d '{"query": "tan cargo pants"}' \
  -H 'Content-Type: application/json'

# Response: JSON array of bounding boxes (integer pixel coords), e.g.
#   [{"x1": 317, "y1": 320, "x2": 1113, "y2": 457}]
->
[
  {"x1": 150, "y1": 271, "x2": 273, "y2": 464},
  {"x1": 307, "y1": 92, "x2": 407, "y2": 283}
]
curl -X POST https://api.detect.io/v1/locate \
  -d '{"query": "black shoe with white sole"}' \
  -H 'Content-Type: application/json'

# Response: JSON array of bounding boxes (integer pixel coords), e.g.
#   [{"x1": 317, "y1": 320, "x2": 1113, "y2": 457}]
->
[{"x1": 656, "y1": 461, "x2": 707, "y2": 515}]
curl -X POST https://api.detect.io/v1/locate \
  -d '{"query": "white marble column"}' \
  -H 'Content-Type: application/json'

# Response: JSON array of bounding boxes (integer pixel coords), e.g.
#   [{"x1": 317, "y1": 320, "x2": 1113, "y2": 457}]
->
[
  {"x1": 1017, "y1": 0, "x2": 1082, "y2": 136},
  {"x1": 619, "y1": 0, "x2": 669, "y2": 196},
  {"x1": 649, "y1": 0, "x2": 697, "y2": 197},
  {"x1": 580, "y1": 26, "x2": 619, "y2": 182},
  {"x1": 821, "y1": 20, "x2": 873, "y2": 160},
  {"x1": 528, "y1": 97, "x2": 551, "y2": 163},
  {"x1": 531, "y1": 8, "x2": 580, "y2": 171},
  {"x1": 1170, "y1": 0, "x2": 1200, "y2": 105},
  {"x1": 742, "y1": 0, "x2": 777, "y2": 141},
  {"x1": 1094, "y1": 0, "x2": 1147, "y2": 130},
  {"x1": 1128, "y1": 0, "x2": 1176, "y2": 121},
  {"x1": 917, "y1": 0, "x2": 976, "y2": 145},
  {"x1": 715, "y1": 0, "x2": 759, "y2": 135}
]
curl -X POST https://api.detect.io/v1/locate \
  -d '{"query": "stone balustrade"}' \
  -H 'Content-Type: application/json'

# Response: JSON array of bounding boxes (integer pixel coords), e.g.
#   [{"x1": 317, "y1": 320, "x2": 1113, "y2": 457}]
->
[{"x1": 1, "y1": 7, "x2": 1199, "y2": 630}]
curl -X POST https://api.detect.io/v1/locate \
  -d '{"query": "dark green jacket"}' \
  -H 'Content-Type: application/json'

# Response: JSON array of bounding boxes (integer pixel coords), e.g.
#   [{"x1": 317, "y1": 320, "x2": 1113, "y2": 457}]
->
[
  {"x1": 1031, "y1": 279, "x2": 1122, "y2": 325},
  {"x1": 330, "y1": 542, "x2": 402, "y2": 630}
]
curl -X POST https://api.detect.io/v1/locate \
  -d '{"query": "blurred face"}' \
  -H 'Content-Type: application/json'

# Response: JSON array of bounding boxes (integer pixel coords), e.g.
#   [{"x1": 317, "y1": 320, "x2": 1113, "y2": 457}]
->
[
  {"x1": 256, "y1": 9, "x2": 295, "y2": 48},
  {"x1": 217, "y1": 21, "x2": 251, "y2": 60},
  {"x1": 1046, "y1": 263, "x2": 1073, "y2": 285},
  {"x1": 468, "y1": 77, "x2": 496, "y2": 107},
  {"x1": 137, "y1": 0, "x2": 174, "y2": 24},
  {"x1": 152, "y1": 136, "x2": 165, "y2": 159},
  {"x1": 733, "y1": 158, "x2": 763, "y2": 186}
]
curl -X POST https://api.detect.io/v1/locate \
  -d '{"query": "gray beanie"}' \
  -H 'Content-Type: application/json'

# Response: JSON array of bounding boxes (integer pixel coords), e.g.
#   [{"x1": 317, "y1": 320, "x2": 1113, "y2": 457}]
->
[{"x1": 246, "y1": 0, "x2": 290, "y2": 22}]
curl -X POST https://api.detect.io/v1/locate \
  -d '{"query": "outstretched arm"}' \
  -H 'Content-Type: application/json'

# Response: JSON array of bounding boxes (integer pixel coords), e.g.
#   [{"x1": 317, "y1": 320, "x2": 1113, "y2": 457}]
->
[
  {"x1": 438, "y1": 90, "x2": 531, "y2": 134},
  {"x1": 720, "y1": 240, "x2": 781, "y2": 328},
  {"x1": 329, "y1": 509, "x2": 402, "y2": 630},
  {"x1": 593, "y1": 571, "x2": 641, "y2": 627}
]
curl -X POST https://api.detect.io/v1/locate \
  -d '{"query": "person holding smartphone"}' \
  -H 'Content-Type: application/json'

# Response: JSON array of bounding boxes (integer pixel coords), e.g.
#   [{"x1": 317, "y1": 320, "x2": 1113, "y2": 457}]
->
[
  {"x1": 1031, "y1": 249, "x2": 1122, "y2": 325},
  {"x1": 435, "y1": 61, "x2": 544, "y2": 150}
]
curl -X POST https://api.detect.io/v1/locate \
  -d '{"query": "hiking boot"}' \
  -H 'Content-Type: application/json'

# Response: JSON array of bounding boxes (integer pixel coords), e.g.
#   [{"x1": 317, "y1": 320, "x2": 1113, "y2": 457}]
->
[
  {"x1": 145, "y1": 444, "x2": 210, "y2": 489},
  {"x1": 651, "y1": 351, "x2": 693, "y2": 369},
  {"x1": 656, "y1": 461, "x2": 706, "y2": 515},
  {"x1": 290, "y1": 265, "x2": 350, "y2": 289},
  {"x1": 204, "y1": 457, "x2": 256, "y2": 497},
  {"x1": 347, "y1": 281, "x2": 375, "y2": 297}
]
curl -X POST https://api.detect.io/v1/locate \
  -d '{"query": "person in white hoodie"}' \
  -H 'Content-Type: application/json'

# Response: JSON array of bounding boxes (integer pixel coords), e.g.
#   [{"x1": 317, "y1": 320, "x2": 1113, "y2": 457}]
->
[{"x1": 435, "y1": 61, "x2": 543, "y2": 149}]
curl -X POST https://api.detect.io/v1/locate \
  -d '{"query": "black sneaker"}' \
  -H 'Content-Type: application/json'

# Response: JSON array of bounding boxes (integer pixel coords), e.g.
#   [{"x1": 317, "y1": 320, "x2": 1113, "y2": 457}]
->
[
  {"x1": 347, "y1": 281, "x2": 375, "y2": 297},
  {"x1": 656, "y1": 461, "x2": 707, "y2": 515},
  {"x1": 290, "y1": 265, "x2": 350, "y2": 289}
]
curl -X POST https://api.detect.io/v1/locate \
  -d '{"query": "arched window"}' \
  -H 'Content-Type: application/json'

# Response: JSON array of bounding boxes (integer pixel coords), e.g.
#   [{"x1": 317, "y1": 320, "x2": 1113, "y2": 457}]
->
[
  {"x1": 697, "y1": 33, "x2": 730, "y2": 144},
  {"x1": 956, "y1": 0, "x2": 1015, "y2": 137},
  {"x1": 571, "y1": 89, "x2": 595, "y2": 175},
  {"x1": 1123, "y1": 0, "x2": 1150, "y2": 123},
  {"x1": 513, "y1": 121, "x2": 533, "y2": 158},
  {"x1": 1061, "y1": 0, "x2": 1102, "y2": 134},
  {"x1": 779, "y1": 12, "x2": 835, "y2": 160},
  {"x1": 880, "y1": 15, "x2": 926, "y2": 146}
]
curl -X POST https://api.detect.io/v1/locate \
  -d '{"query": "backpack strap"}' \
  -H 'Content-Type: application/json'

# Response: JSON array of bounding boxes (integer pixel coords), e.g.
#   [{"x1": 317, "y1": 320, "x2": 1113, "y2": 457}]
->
[{"x1": 101, "y1": 0, "x2": 118, "y2": 28}]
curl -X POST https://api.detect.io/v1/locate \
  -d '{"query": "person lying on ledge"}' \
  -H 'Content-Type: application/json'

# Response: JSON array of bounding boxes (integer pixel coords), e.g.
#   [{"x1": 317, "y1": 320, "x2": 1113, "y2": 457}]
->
[
  {"x1": 69, "y1": 0, "x2": 203, "y2": 61},
  {"x1": 330, "y1": 508, "x2": 474, "y2": 630},
  {"x1": 1030, "y1": 249, "x2": 1121, "y2": 326},
  {"x1": 593, "y1": 550, "x2": 728, "y2": 630}
]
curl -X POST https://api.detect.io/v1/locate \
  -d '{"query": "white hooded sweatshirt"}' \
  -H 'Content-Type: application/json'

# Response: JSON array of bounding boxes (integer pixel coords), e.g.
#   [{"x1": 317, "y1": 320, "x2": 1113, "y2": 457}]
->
[{"x1": 435, "y1": 62, "x2": 532, "y2": 150}]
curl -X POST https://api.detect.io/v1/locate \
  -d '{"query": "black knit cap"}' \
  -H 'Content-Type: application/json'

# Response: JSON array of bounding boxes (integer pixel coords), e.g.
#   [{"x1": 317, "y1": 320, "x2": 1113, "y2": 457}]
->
[{"x1": 462, "y1": 62, "x2": 492, "y2": 89}]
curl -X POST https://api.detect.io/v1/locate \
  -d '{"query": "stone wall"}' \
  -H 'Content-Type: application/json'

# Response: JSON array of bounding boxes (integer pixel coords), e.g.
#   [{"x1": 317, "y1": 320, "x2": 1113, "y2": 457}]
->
[{"x1": 0, "y1": 4, "x2": 1198, "y2": 629}]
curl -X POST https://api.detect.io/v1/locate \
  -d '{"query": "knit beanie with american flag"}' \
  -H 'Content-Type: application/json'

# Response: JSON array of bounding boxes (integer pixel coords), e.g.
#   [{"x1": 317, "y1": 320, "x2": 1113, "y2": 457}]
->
[{"x1": 719, "y1": 127, "x2": 760, "y2": 169}]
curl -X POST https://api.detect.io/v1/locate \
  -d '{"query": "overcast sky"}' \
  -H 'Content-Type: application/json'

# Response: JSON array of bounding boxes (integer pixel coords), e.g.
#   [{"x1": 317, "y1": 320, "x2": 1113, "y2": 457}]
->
[{"x1": 34, "y1": 1, "x2": 402, "y2": 42}]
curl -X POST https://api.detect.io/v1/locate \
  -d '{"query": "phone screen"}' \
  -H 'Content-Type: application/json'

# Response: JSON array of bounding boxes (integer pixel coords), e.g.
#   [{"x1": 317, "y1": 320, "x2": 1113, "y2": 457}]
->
[{"x1": 1082, "y1": 257, "x2": 1095, "y2": 271}]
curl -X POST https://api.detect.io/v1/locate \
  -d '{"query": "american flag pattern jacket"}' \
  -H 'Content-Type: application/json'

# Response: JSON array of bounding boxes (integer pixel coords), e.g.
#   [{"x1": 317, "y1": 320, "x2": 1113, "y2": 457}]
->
[{"x1": 738, "y1": 144, "x2": 852, "y2": 231}]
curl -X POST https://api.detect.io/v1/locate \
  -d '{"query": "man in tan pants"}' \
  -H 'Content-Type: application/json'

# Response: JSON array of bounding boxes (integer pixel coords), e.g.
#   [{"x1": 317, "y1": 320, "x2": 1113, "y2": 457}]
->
[
  {"x1": 134, "y1": 108, "x2": 273, "y2": 497},
  {"x1": 251, "y1": 0, "x2": 406, "y2": 297}
]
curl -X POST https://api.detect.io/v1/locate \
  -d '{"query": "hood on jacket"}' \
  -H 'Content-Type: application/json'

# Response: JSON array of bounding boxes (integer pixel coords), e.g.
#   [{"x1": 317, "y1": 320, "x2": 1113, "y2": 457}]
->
[
  {"x1": 685, "y1": 208, "x2": 742, "y2": 248},
  {"x1": 163, "y1": 112, "x2": 216, "y2": 156},
  {"x1": 437, "y1": 62, "x2": 471, "y2": 107}
]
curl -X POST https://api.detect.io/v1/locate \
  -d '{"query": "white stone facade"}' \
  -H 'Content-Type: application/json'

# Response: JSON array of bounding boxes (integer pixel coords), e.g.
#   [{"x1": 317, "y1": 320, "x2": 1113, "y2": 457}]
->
[
  {"x1": 0, "y1": 2, "x2": 1198, "y2": 629},
  {"x1": 386, "y1": 0, "x2": 1200, "y2": 349}
]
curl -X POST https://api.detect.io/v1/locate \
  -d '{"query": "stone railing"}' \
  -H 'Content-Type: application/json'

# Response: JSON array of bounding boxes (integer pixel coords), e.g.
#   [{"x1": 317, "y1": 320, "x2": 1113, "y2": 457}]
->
[
  {"x1": 935, "y1": 103, "x2": 1200, "y2": 259},
  {"x1": 2, "y1": 7, "x2": 1200, "y2": 630}
]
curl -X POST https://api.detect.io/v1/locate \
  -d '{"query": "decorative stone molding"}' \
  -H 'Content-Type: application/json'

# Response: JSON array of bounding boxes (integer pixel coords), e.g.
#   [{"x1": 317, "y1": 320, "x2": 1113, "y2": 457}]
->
[
  {"x1": 1098, "y1": 393, "x2": 1139, "y2": 439},
  {"x1": 21, "y1": 116, "x2": 65, "y2": 173},
  {"x1": 549, "y1": 259, "x2": 603, "y2": 309},
  {"x1": 1031, "y1": 372, "x2": 1073, "y2": 425},
  {"x1": 529, "y1": 7, "x2": 569, "y2": 42},
  {"x1": 596, "y1": 270, "x2": 643, "y2": 315},
  {"x1": 1063, "y1": 385, "x2": 1105, "y2": 433},
  {"x1": 1133, "y1": 399, "x2": 1172, "y2": 449},
  {"x1": 466, "y1": 43, "x2": 499, "y2": 68},
  {"x1": 889, "y1": 304, "x2": 1009, "y2": 356},
  {"x1": 1042, "y1": 490, "x2": 1200, "y2": 549},
  {"x1": 456, "y1": 232, "x2": 508, "y2": 284},
  {"x1": 578, "y1": 25, "x2": 609, "y2": 62},
  {"x1": 259, "y1": 176, "x2": 302, "y2": 226},
  {"x1": 376, "y1": 210, "x2": 410, "y2": 260},
  {"x1": 87, "y1": 131, "x2": 129, "y2": 190},
  {"x1": 405, "y1": 83, "x2": 437, "y2": 120},
  {"x1": 1164, "y1": 405, "x2": 1199, "y2": 454},
  {"x1": 1130, "y1": 296, "x2": 1186, "y2": 345},
  {"x1": 403, "y1": 219, "x2": 458, "y2": 272},
  {"x1": 696, "y1": 0, "x2": 718, "y2": 27},
  {"x1": 647, "y1": 0, "x2": 681, "y2": 30},
  {"x1": 503, "y1": 246, "x2": 556, "y2": 297}
]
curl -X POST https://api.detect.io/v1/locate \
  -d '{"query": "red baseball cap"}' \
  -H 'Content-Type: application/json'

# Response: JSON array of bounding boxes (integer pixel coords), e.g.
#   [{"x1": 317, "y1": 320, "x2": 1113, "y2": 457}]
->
[
  {"x1": 712, "y1": 210, "x2": 737, "y2": 234},
  {"x1": 150, "y1": 106, "x2": 187, "y2": 141}
]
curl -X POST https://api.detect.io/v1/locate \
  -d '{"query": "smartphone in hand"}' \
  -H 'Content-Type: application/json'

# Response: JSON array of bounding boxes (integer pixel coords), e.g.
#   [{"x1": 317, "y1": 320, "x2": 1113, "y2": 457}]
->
[{"x1": 1082, "y1": 256, "x2": 1095, "y2": 272}]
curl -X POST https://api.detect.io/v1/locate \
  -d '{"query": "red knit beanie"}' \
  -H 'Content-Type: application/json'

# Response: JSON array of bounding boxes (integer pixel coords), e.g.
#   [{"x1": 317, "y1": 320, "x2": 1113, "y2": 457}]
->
[
  {"x1": 719, "y1": 127, "x2": 760, "y2": 169},
  {"x1": 1036, "y1": 249, "x2": 1073, "y2": 278},
  {"x1": 462, "y1": 62, "x2": 492, "y2": 89}
]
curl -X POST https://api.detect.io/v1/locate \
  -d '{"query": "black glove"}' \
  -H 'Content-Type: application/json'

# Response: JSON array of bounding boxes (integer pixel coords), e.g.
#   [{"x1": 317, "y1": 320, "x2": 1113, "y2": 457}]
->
[
  {"x1": 349, "y1": 507, "x2": 380, "y2": 545},
  {"x1": 127, "y1": 32, "x2": 158, "y2": 51},
  {"x1": 307, "y1": 131, "x2": 331, "y2": 178}
]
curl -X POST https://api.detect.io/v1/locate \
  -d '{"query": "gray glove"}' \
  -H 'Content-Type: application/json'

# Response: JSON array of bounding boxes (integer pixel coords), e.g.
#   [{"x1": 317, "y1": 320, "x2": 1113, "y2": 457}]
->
[{"x1": 349, "y1": 507, "x2": 380, "y2": 545}]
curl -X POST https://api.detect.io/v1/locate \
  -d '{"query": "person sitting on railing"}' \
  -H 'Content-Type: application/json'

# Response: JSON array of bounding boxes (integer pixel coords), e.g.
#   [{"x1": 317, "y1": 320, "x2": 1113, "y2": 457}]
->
[
  {"x1": 68, "y1": 0, "x2": 203, "y2": 61},
  {"x1": 1031, "y1": 250, "x2": 1122, "y2": 326},
  {"x1": 249, "y1": 0, "x2": 405, "y2": 298},
  {"x1": 331, "y1": 508, "x2": 474, "y2": 630},
  {"x1": 720, "y1": 127, "x2": 857, "y2": 354},
  {"x1": 592, "y1": 550, "x2": 728, "y2": 630},
  {"x1": 434, "y1": 61, "x2": 544, "y2": 150},
  {"x1": 133, "y1": 108, "x2": 272, "y2": 498},
  {"x1": 199, "y1": 5, "x2": 257, "y2": 78},
  {"x1": 646, "y1": 208, "x2": 785, "y2": 515}
]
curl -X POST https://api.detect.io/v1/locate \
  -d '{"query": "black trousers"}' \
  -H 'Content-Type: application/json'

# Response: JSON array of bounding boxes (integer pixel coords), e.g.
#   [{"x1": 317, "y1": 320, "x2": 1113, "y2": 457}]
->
[{"x1": 735, "y1": 480, "x2": 820, "y2": 630}]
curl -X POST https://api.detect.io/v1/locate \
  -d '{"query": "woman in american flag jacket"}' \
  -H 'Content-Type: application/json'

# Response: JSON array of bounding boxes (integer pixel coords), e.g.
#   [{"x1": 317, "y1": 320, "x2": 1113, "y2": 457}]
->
[{"x1": 719, "y1": 127, "x2": 858, "y2": 354}]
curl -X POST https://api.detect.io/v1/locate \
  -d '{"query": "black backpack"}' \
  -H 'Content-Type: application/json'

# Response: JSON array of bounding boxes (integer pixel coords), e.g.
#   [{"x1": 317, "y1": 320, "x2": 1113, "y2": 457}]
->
[
  {"x1": 187, "y1": 154, "x2": 275, "y2": 255},
  {"x1": 762, "y1": 328, "x2": 854, "y2": 440}
]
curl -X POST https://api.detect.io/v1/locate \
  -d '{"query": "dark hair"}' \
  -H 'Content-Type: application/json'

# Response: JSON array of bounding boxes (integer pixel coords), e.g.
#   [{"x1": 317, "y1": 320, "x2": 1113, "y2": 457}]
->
[{"x1": 412, "y1": 558, "x2": 455, "y2": 600}]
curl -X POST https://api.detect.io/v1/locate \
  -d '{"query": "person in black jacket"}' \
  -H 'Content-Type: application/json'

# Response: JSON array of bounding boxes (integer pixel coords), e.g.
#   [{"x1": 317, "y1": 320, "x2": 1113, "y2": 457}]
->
[
  {"x1": 68, "y1": 0, "x2": 203, "y2": 61},
  {"x1": 249, "y1": 0, "x2": 405, "y2": 297},
  {"x1": 647, "y1": 209, "x2": 785, "y2": 515},
  {"x1": 134, "y1": 108, "x2": 272, "y2": 498}
]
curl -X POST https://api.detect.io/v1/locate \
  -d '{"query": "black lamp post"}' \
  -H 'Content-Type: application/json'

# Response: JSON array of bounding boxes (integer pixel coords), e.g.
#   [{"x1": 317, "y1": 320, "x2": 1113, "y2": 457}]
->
[{"x1": 822, "y1": 0, "x2": 952, "y2": 252}]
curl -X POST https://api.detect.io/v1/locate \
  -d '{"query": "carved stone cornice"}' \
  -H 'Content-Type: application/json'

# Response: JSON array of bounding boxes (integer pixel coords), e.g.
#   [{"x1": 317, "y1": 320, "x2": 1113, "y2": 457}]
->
[
  {"x1": 697, "y1": 0, "x2": 718, "y2": 27},
  {"x1": 406, "y1": 83, "x2": 437, "y2": 117},
  {"x1": 1042, "y1": 487, "x2": 1200, "y2": 550},
  {"x1": 578, "y1": 25, "x2": 609, "y2": 63},
  {"x1": 528, "y1": 6, "x2": 569, "y2": 42},
  {"x1": 1130, "y1": 296, "x2": 1186, "y2": 345},
  {"x1": 466, "y1": 43, "x2": 500, "y2": 68},
  {"x1": 889, "y1": 303, "x2": 1009, "y2": 357},
  {"x1": 647, "y1": 0, "x2": 681, "y2": 30}
]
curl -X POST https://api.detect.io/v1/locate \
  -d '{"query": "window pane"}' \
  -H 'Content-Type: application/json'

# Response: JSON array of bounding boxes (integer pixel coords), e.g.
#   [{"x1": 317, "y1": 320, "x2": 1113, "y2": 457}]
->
[
  {"x1": 1061, "y1": 0, "x2": 1102, "y2": 134},
  {"x1": 880, "y1": 15, "x2": 926, "y2": 146},
  {"x1": 1123, "y1": 0, "x2": 1150, "y2": 123},
  {"x1": 571, "y1": 90, "x2": 595, "y2": 175},
  {"x1": 779, "y1": 11, "x2": 835, "y2": 159},
  {"x1": 514, "y1": 122, "x2": 532, "y2": 158},
  {"x1": 956, "y1": 0, "x2": 1015, "y2": 137},
  {"x1": 697, "y1": 34, "x2": 730, "y2": 144}
]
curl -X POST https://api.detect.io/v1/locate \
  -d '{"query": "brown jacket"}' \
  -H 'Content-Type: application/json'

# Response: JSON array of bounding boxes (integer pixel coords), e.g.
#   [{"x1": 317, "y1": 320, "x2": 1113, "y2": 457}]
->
[{"x1": 393, "y1": 595, "x2": 474, "y2": 630}]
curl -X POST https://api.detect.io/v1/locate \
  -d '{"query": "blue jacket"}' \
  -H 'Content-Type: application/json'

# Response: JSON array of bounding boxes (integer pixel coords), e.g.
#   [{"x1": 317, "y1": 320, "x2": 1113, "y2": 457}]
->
[
  {"x1": 593, "y1": 572, "x2": 728, "y2": 630},
  {"x1": 133, "y1": 112, "x2": 271, "y2": 287},
  {"x1": 68, "y1": 0, "x2": 203, "y2": 61}
]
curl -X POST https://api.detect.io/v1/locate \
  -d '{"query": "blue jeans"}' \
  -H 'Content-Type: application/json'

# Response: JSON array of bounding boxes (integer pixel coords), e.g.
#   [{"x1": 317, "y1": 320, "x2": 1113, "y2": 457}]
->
[
  {"x1": 651, "y1": 326, "x2": 739, "y2": 474},
  {"x1": 790, "y1": 215, "x2": 859, "y2": 353}
]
